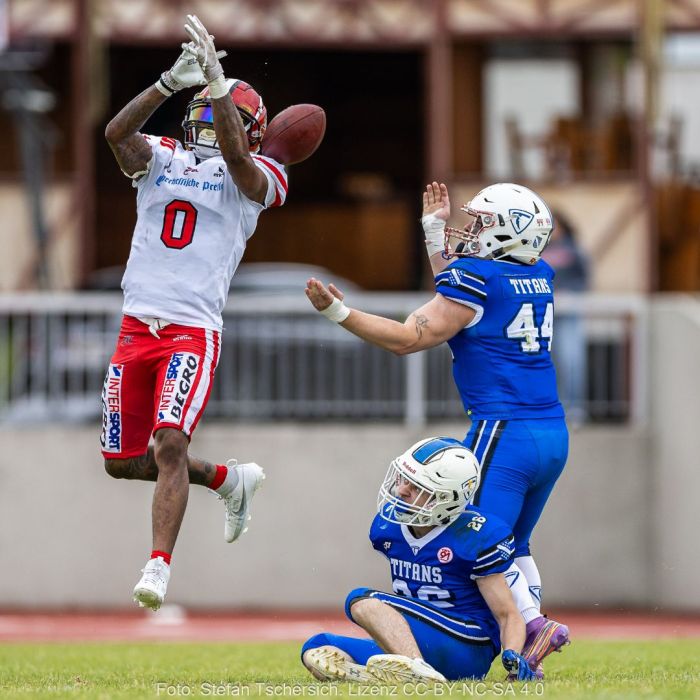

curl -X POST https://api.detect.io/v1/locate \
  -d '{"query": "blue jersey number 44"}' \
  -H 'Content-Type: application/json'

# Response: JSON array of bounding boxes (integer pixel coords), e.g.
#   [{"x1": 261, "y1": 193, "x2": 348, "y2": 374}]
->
[{"x1": 505, "y1": 302, "x2": 553, "y2": 353}]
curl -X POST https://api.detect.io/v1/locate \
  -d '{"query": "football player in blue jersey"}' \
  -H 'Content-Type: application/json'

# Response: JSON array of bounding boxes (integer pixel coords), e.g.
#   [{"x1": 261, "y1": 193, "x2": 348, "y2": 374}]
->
[
  {"x1": 305, "y1": 182, "x2": 569, "y2": 677},
  {"x1": 301, "y1": 437, "x2": 536, "y2": 683}
]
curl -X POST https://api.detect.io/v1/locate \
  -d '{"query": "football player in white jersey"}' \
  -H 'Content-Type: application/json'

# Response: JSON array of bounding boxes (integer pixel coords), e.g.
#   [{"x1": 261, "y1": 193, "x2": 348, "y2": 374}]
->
[{"x1": 100, "y1": 15, "x2": 287, "y2": 610}]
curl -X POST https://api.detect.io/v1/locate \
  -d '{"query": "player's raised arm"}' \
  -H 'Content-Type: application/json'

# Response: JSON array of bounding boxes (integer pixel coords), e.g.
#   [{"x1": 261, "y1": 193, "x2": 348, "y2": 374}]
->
[
  {"x1": 105, "y1": 41, "x2": 216, "y2": 178},
  {"x1": 305, "y1": 278, "x2": 475, "y2": 355},
  {"x1": 422, "y1": 181, "x2": 452, "y2": 276},
  {"x1": 104, "y1": 86, "x2": 165, "y2": 179},
  {"x1": 184, "y1": 15, "x2": 268, "y2": 205}
]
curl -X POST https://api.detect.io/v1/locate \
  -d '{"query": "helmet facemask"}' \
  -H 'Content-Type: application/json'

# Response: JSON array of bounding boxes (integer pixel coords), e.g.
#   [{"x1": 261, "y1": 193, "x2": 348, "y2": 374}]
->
[
  {"x1": 182, "y1": 97, "x2": 257, "y2": 160},
  {"x1": 378, "y1": 460, "x2": 434, "y2": 527},
  {"x1": 445, "y1": 207, "x2": 499, "y2": 258},
  {"x1": 182, "y1": 78, "x2": 266, "y2": 160}
]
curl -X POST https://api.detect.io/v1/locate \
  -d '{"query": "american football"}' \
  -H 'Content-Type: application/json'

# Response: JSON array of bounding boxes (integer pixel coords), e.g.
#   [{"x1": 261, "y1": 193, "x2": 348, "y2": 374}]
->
[{"x1": 261, "y1": 103, "x2": 326, "y2": 165}]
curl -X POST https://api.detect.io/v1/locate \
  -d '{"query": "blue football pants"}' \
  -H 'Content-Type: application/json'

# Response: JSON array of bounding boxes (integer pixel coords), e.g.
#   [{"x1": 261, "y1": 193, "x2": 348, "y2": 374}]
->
[
  {"x1": 301, "y1": 587, "x2": 498, "y2": 681},
  {"x1": 465, "y1": 417, "x2": 568, "y2": 557}
]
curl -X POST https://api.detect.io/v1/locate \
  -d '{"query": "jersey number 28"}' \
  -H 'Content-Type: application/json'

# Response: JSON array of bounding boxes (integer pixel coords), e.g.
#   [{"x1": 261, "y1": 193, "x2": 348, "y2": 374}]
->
[
  {"x1": 161, "y1": 199, "x2": 198, "y2": 250},
  {"x1": 505, "y1": 302, "x2": 553, "y2": 353}
]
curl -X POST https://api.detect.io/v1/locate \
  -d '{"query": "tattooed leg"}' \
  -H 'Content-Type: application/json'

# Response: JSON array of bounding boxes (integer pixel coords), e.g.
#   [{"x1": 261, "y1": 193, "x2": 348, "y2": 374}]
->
[{"x1": 104, "y1": 446, "x2": 216, "y2": 486}]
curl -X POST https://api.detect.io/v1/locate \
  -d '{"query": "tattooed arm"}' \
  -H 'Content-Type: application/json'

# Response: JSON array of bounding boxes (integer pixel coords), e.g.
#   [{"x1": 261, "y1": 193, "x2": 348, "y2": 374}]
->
[
  {"x1": 210, "y1": 93, "x2": 268, "y2": 204},
  {"x1": 305, "y1": 279, "x2": 475, "y2": 355},
  {"x1": 104, "y1": 85, "x2": 167, "y2": 177}
]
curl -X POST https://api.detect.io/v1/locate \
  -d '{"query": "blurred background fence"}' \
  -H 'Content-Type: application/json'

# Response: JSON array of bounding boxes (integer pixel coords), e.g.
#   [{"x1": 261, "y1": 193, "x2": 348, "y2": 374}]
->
[{"x1": 0, "y1": 292, "x2": 646, "y2": 425}]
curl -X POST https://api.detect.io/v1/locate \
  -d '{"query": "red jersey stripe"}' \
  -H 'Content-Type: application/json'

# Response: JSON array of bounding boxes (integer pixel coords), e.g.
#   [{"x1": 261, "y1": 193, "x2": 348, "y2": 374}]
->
[{"x1": 253, "y1": 155, "x2": 288, "y2": 193}]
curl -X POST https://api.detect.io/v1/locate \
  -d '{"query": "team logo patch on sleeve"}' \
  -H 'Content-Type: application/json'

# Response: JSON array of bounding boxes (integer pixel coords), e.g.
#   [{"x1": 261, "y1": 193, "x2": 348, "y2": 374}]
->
[
  {"x1": 100, "y1": 364, "x2": 124, "y2": 453},
  {"x1": 157, "y1": 352, "x2": 200, "y2": 424}
]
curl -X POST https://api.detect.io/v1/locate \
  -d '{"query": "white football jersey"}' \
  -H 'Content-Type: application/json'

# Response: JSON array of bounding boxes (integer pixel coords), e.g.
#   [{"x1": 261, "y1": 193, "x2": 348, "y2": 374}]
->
[{"x1": 121, "y1": 134, "x2": 288, "y2": 331}]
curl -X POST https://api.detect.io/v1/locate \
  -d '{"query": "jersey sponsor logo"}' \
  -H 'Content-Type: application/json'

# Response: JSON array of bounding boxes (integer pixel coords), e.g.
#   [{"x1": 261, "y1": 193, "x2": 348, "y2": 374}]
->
[
  {"x1": 437, "y1": 546, "x2": 453, "y2": 564},
  {"x1": 120, "y1": 335, "x2": 134, "y2": 346},
  {"x1": 509, "y1": 208, "x2": 534, "y2": 234},
  {"x1": 172, "y1": 334, "x2": 194, "y2": 342},
  {"x1": 383, "y1": 541, "x2": 392, "y2": 551},
  {"x1": 155, "y1": 174, "x2": 224, "y2": 192},
  {"x1": 390, "y1": 557, "x2": 443, "y2": 584},
  {"x1": 158, "y1": 352, "x2": 200, "y2": 423},
  {"x1": 100, "y1": 364, "x2": 123, "y2": 452}
]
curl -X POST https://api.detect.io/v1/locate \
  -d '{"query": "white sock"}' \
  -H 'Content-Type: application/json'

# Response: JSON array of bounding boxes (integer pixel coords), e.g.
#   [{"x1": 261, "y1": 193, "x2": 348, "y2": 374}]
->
[
  {"x1": 516, "y1": 555, "x2": 543, "y2": 613},
  {"x1": 504, "y1": 563, "x2": 541, "y2": 624}
]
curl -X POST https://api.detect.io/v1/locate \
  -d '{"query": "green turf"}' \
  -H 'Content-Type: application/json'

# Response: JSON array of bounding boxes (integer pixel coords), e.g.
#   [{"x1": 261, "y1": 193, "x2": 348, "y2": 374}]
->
[{"x1": 0, "y1": 639, "x2": 698, "y2": 699}]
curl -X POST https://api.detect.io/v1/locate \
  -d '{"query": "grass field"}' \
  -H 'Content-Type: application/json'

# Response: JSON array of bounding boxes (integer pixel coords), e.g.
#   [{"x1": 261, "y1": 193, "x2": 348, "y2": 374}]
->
[{"x1": 0, "y1": 639, "x2": 698, "y2": 699}]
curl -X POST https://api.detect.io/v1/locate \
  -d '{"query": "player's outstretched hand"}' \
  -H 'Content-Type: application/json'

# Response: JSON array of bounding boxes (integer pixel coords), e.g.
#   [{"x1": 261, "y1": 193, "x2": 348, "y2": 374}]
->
[
  {"x1": 184, "y1": 14, "x2": 224, "y2": 83},
  {"x1": 305, "y1": 278, "x2": 344, "y2": 312},
  {"x1": 161, "y1": 41, "x2": 227, "y2": 94},
  {"x1": 422, "y1": 181, "x2": 450, "y2": 221},
  {"x1": 501, "y1": 649, "x2": 536, "y2": 681}
]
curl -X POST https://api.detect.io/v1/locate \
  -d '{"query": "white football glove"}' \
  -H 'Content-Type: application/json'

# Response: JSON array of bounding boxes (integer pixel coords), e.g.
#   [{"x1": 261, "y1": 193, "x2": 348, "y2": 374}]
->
[
  {"x1": 184, "y1": 15, "x2": 225, "y2": 91},
  {"x1": 156, "y1": 41, "x2": 227, "y2": 96}
]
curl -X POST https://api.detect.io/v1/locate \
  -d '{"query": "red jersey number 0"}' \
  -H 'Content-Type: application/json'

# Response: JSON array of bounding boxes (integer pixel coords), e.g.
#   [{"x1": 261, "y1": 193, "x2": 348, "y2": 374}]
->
[{"x1": 161, "y1": 199, "x2": 198, "y2": 250}]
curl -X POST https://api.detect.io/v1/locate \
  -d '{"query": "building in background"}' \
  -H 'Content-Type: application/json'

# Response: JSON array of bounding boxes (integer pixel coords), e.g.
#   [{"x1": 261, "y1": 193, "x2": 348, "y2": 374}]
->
[{"x1": 1, "y1": 0, "x2": 700, "y2": 293}]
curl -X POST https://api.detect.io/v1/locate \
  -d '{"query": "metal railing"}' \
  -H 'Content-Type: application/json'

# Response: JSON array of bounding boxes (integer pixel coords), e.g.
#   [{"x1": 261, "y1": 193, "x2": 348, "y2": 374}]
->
[{"x1": 0, "y1": 292, "x2": 648, "y2": 425}]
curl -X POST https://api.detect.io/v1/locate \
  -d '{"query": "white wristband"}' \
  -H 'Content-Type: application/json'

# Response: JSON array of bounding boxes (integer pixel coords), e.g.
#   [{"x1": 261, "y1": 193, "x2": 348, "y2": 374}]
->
[
  {"x1": 319, "y1": 297, "x2": 351, "y2": 323},
  {"x1": 422, "y1": 213, "x2": 446, "y2": 257},
  {"x1": 208, "y1": 74, "x2": 228, "y2": 99},
  {"x1": 155, "y1": 78, "x2": 174, "y2": 97}
]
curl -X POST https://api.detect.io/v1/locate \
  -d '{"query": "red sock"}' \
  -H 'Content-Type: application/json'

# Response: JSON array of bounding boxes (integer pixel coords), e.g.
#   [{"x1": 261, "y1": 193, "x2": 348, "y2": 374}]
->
[
  {"x1": 209, "y1": 464, "x2": 228, "y2": 491},
  {"x1": 151, "y1": 550, "x2": 171, "y2": 565}
]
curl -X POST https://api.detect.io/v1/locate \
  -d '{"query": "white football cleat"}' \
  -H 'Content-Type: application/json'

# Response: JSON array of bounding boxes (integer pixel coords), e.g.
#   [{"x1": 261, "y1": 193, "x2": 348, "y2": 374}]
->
[
  {"x1": 219, "y1": 460, "x2": 265, "y2": 543},
  {"x1": 132, "y1": 557, "x2": 170, "y2": 611},
  {"x1": 366, "y1": 654, "x2": 446, "y2": 684},
  {"x1": 304, "y1": 647, "x2": 376, "y2": 683}
]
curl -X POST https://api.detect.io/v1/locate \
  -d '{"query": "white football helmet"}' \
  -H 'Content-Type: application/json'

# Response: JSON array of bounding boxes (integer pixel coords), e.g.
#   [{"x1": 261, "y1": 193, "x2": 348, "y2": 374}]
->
[
  {"x1": 445, "y1": 183, "x2": 553, "y2": 265},
  {"x1": 377, "y1": 437, "x2": 481, "y2": 528}
]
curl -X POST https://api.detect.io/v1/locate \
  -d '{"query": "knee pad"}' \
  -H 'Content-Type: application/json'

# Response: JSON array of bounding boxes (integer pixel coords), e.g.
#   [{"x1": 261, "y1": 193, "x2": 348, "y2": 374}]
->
[
  {"x1": 301, "y1": 632, "x2": 334, "y2": 657},
  {"x1": 344, "y1": 587, "x2": 374, "y2": 621}
]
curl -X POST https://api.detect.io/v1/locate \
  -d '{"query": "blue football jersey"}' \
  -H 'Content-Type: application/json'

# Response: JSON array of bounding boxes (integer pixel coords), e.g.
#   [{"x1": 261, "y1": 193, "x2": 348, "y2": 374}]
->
[
  {"x1": 369, "y1": 507, "x2": 515, "y2": 643},
  {"x1": 435, "y1": 257, "x2": 564, "y2": 420}
]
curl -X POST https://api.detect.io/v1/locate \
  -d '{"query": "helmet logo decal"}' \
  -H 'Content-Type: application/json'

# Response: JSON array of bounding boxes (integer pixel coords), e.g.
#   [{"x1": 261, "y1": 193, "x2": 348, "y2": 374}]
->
[
  {"x1": 437, "y1": 547, "x2": 453, "y2": 563},
  {"x1": 509, "y1": 209, "x2": 534, "y2": 235},
  {"x1": 532, "y1": 236, "x2": 543, "y2": 249}
]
